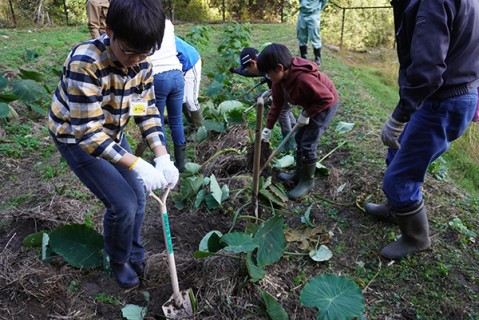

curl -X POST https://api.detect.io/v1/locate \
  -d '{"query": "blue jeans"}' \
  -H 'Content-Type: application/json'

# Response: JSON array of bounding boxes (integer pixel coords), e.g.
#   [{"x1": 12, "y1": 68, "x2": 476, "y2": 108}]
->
[
  {"x1": 50, "y1": 134, "x2": 146, "y2": 264},
  {"x1": 154, "y1": 70, "x2": 185, "y2": 146},
  {"x1": 295, "y1": 102, "x2": 339, "y2": 164},
  {"x1": 383, "y1": 92, "x2": 478, "y2": 209}
]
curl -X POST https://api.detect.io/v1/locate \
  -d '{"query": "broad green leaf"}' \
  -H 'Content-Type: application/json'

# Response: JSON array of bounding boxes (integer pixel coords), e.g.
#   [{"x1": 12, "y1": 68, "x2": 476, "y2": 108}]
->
[
  {"x1": 260, "y1": 290, "x2": 289, "y2": 320},
  {"x1": 206, "y1": 82, "x2": 223, "y2": 97},
  {"x1": 300, "y1": 274, "x2": 365, "y2": 320},
  {"x1": 23, "y1": 231, "x2": 48, "y2": 247},
  {"x1": 274, "y1": 154, "x2": 295, "y2": 168},
  {"x1": 199, "y1": 230, "x2": 223, "y2": 252},
  {"x1": 185, "y1": 162, "x2": 201, "y2": 174},
  {"x1": 301, "y1": 205, "x2": 315, "y2": 227},
  {"x1": 207, "y1": 231, "x2": 224, "y2": 252},
  {"x1": 0, "y1": 75, "x2": 7, "y2": 89},
  {"x1": 121, "y1": 304, "x2": 147, "y2": 320},
  {"x1": 221, "y1": 184, "x2": 229, "y2": 202},
  {"x1": 41, "y1": 233, "x2": 50, "y2": 261},
  {"x1": 221, "y1": 232, "x2": 258, "y2": 253},
  {"x1": 218, "y1": 100, "x2": 243, "y2": 114},
  {"x1": 209, "y1": 174, "x2": 222, "y2": 205},
  {"x1": 335, "y1": 121, "x2": 354, "y2": 134},
  {"x1": 246, "y1": 251, "x2": 266, "y2": 282},
  {"x1": 254, "y1": 216, "x2": 286, "y2": 267},
  {"x1": 49, "y1": 224, "x2": 103, "y2": 268},
  {"x1": 309, "y1": 245, "x2": 333, "y2": 262},
  {"x1": 19, "y1": 68, "x2": 44, "y2": 82},
  {"x1": 0, "y1": 92, "x2": 18, "y2": 103},
  {"x1": 205, "y1": 193, "x2": 220, "y2": 209},
  {"x1": 194, "y1": 189, "x2": 205, "y2": 208},
  {"x1": 0, "y1": 103, "x2": 10, "y2": 118},
  {"x1": 196, "y1": 126, "x2": 207, "y2": 142},
  {"x1": 11, "y1": 79, "x2": 46, "y2": 103},
  {"x1": 203, "y1": 119, "x2": 226, "y2": 133}
]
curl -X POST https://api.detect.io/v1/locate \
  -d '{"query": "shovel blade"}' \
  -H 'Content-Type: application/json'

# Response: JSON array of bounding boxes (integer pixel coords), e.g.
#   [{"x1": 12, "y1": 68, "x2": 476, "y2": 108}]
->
[{"x1": 162, "y1": 290, "x2": 193, "y2": 319}]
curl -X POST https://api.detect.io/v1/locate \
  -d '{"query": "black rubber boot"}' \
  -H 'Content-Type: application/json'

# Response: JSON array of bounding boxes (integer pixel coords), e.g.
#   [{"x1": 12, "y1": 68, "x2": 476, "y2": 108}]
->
[
  {"x1": 299, "y1": 45, "x2": 308, "y2": 59},
  {"x1": 279, "y1": 151, "x2": 301, "y2": 184},
  {"x1": 174, "y1": 144, "x2": 186, "y2": 172},
  {"x1": 287, "y1": 162, "x2": 316, "y2": 199},
  {"x1": 313, "y1": 47, "x2": 322, "y2": 65},
  {"x1": 110, "y1": 262, "x2": 139, "y2": 290},
  {"x1": 381, "y1": 201, "x2": 431, "y2": 260},
  {"x1": 364, "y1": 201, "x2": 398, "y2": 224}
]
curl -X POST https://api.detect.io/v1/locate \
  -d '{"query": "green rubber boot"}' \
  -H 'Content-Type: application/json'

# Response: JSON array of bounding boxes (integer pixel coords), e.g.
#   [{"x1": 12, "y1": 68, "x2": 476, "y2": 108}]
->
[
  {"x1": 278, "y1": 152, "x2": 301, "y2": 184},
  {"x1": 381, "y1": 201, "x2": 431, "y2": 260},
  {"x1": 287, "y1": 162, "x2": 316, "y2": 200},
  {"x1": 174, "y1": 144, "x2": 186, "y2": 173}
]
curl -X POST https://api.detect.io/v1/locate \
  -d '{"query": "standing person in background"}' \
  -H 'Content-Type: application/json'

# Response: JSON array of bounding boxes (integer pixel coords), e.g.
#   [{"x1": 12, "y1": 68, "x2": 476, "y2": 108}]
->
[
  {"x1": 150, "y1": 20, "x2": 187, "y2": 172},
  {"x1": 230, "y1": 47, "x2": 297, "y2": 151},
  {"x1": 297, "y1": 0, "x2": 329, "y2": 65},
  {"x1": 49, "y1": 0, "x2": 178, "y2": 290},
  {"x1": 257, "y1": 43, "x2": 339, "y2": 200},
  {"x1": 175, "y1": 36, "x2": 204, "y2": 141},
  {"x1": 86, "y1": 0, "x2": 110, "y2": 39},
  {"x1": 364, "y1": 0, "x2": 479, "y2": 260}
]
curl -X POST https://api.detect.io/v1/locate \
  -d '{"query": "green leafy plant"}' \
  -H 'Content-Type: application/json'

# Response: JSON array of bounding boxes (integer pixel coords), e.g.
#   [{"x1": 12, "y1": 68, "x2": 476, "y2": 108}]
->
[
  {"x1": 194, "y1": 215, "x2": 286, "y2": 282},
  {"x1": 0, "y1": 69, "x2": 52, "y2": 121},
  {"x1": 300, "y1": 274, "x2": 365, "y2": 320},
  {"x1": 23, "y1": 223, "x2": 104, "y2": 268}
]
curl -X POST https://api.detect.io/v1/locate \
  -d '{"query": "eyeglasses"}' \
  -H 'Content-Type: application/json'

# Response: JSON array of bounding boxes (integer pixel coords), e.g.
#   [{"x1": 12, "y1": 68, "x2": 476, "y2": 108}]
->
[{"x1": 118, "y1": 41, "x2": 155, "y2": 58}]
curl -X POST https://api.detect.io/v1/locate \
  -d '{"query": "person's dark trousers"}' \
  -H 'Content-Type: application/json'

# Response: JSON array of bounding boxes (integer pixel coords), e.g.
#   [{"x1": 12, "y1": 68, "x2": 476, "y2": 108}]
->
[
  {"x1": 50, "y1": 134, "x2": 146, "y2": 266},
  {"x1": 382, "y1": 92, "x2": 478, "y2": 209}
]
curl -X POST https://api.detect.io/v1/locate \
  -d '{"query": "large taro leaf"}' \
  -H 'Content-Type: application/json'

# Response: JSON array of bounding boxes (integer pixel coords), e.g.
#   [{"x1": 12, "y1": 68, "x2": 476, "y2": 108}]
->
[
  {"x1": 300, "y1": 274, "x2": 365, "y2": 320},
  {"x1": 199, "y1": 230, "x2": 224, "y2": 252},
  {"x1": 260, "y1": 290, "x2": 289, "y2": 320},
  {"x1": 245, "y1": 251, "x2": 266, "y2": 282},
  {"x1": 221, "y1": 232, "x2": 258, "y2": 253},
  {"x1": 0, "y1": 75, "x2": 7, "y2": 89},
  {"x1": 0, "y1": 103, "x2": 10, "y2": 118},
  {"x1": 49, "y1": 224, "x2": 103, "y2": 268},
  {"x1": 11, "y1": 79, "x2": 46, "y2": 103},
  {"x1": 254, "y1": 216, "x2": 286, "y2": 267}
]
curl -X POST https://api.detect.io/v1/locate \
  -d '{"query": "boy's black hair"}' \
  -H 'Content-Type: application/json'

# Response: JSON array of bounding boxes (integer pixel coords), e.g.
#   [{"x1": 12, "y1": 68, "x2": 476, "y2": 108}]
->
[
  {"x1": 257, "y1": 43, "x2": 293, "y2": 73},
  {"x1": 106, "y1": 0, "x2": 165, "y2": 52}
]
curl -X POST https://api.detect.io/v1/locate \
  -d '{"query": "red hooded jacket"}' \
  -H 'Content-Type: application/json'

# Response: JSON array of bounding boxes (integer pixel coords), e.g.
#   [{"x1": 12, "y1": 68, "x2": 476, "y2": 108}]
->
[{"x1": 265, "y1": 57, "x2": 339, "y2": 129}]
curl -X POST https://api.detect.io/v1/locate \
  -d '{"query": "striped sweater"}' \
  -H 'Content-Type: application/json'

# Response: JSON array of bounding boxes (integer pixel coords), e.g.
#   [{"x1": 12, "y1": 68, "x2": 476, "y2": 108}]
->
[{"x1": 49, "y1": 35, "x2": 163, "y2": 163}]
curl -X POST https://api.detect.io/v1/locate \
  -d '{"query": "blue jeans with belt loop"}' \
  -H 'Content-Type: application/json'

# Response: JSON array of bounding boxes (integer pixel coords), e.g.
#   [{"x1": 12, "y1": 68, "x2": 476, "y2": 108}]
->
[
  {"x1": 50, "y1": 133, "x2": 146, "y2": 264},
  {"x1": 154, "y1": 69, "x2": 185, "y2": 147},
  {"x1": 383, "y1": 92, "x2": 478, "y2": 210}
]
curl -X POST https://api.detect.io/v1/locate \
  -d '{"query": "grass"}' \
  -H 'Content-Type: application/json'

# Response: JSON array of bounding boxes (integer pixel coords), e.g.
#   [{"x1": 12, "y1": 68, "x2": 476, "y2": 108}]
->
[{"x1": 0, "y1": 23, "x2": 478, "y2": 319}]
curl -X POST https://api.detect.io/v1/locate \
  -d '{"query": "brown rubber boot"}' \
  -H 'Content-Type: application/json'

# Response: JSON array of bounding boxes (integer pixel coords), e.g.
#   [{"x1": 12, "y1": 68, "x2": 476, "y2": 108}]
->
[
  {"x1": 364, "y1": 201, "x2": 398, "y2": 224},
  {"x1": 381, "y1": 201, "x2": 431, "y2": 260}
]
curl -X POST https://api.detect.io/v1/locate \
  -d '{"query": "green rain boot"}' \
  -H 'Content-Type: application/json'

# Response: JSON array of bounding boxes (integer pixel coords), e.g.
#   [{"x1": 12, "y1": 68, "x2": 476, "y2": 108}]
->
[
  {"x1": 364, "y1": 201, "x2": 398, "y2": 224},
  {"x1": 186, "y1": 109, "x2": 203, "y2": 142},
  {"x1": 381, "y1": 201, "x2": 431, "y2": 260},
  {"x1": 287, "y1": 162, "x2": 316, "y2": 200},
  {"x1": 278, "y1": 152, "x2": 301, "y2": 184},
  {"x1": 174, "y1": 144, "x2": 186, "y2": 173}
]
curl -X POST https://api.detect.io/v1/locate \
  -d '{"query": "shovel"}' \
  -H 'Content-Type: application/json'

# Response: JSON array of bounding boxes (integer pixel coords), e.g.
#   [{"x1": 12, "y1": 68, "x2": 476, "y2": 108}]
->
[{"x1": 151, "y1": 190, "x2": 193, "y2": 319}]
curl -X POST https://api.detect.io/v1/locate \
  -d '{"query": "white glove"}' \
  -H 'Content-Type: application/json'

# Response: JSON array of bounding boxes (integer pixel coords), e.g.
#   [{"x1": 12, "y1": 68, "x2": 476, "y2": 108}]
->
[
  {"x1": 297, "y1": 111, "x2": 310, "y2": 127},
  {"x1": 131, "y1": 158, "x2": 167, "y2": 194},
  {"x1": 261, "y1": 128, "x2": 272, "y2": 142},
  {"x1": 381, "y1": 116, "x2": 407, "y2": 149},
  {"x1": 154, "y1": 154, "x2": 179, "y2": 189}
]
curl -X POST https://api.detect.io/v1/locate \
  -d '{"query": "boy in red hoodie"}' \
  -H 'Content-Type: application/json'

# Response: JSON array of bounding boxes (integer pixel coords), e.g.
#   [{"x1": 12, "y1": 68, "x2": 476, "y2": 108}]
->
[{"x1": 258, "y1": 43, "x2": 339, "y2": 199}]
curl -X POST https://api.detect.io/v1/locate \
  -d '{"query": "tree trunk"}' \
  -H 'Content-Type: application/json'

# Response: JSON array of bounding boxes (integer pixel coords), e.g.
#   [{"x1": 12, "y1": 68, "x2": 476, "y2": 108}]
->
[{"x1": 8, "y1": 0, "x2": 16, "y2": 26}]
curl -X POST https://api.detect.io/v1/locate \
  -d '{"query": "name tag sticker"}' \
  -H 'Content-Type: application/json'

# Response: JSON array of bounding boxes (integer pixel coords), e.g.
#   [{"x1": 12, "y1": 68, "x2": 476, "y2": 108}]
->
[{"x1": 129, "y1": 100, "x2": 148, "y2": 116}]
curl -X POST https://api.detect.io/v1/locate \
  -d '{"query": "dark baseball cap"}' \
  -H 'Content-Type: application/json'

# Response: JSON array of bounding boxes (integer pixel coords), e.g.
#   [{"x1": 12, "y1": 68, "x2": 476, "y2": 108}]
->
[{"x1": 240, "y1": 47, "x2": 259, "y2": 69}]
